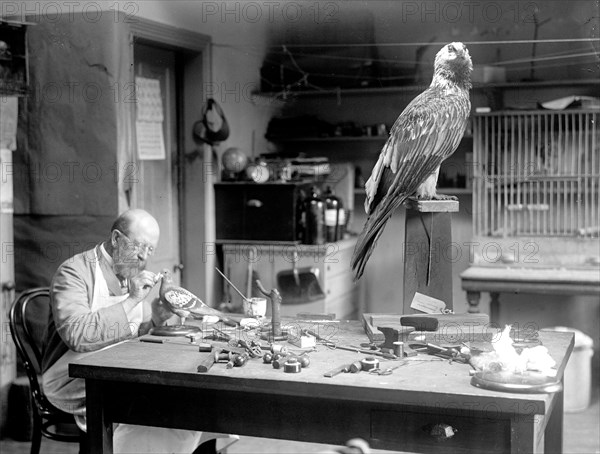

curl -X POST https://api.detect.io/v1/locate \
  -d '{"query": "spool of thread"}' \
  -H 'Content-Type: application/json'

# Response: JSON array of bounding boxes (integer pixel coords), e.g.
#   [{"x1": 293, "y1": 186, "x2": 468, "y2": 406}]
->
[
  {"x1": 283, "y1": 358, "x2": 302, "y2": 373},
  {"x1": 393, "y1": 341, "x2": 405, "y2": 358},
  {"x1": 359, "y1": 356, "x2": 379, "y2": 371},
  {"x1": 216, "y1": 352, "x2": 231, "y2": 363}
]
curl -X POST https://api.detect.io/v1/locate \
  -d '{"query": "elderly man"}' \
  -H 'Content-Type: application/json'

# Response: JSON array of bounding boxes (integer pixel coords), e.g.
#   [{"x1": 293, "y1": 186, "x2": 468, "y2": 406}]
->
[{"x1": 42, "y1": 209, "x2": 236, "y2": 454}]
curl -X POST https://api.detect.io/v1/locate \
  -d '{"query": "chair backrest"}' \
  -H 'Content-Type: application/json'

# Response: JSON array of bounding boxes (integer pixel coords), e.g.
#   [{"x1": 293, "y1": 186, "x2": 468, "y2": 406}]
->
[{"x1": 9, "y1": 287, "x2": 55, "y2": 416}]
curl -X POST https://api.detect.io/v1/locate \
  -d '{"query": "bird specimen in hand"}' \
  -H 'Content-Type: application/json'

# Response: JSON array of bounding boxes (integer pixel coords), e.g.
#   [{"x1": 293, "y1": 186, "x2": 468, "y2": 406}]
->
[
  {"x1": 158, "y1": 269, "x2": 237, "y2": 326},
  {"x1": 351, "y1": 42, "x2": 473, "y2": 281}
]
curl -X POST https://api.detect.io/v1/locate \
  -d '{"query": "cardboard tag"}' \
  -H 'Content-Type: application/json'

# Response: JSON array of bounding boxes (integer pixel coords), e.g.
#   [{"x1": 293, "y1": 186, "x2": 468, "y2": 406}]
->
[{"x1": 410, "y1": 292, "x2": 447, "y2": 314}]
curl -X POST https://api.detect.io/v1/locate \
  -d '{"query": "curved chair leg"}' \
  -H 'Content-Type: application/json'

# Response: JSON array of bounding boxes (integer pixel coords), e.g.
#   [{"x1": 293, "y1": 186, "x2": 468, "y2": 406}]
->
[
  {"x1": 30, "y1": 415, "x2": 42, "y2": 454},
  {"x1": 78, "y1": 429, "x2": 88, "y2": 454}
]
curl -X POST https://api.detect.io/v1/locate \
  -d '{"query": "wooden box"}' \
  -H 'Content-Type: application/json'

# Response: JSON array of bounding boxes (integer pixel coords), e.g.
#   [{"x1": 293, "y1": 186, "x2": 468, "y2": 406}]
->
[{"x1": 215, "y1": 182, "x2": 313, "y2": 242}]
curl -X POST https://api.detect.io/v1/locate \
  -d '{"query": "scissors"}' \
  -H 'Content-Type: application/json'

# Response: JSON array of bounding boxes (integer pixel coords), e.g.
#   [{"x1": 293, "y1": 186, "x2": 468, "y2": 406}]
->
[{"x1": 368, "y1": 360, "x2": 407, "y2": 375}]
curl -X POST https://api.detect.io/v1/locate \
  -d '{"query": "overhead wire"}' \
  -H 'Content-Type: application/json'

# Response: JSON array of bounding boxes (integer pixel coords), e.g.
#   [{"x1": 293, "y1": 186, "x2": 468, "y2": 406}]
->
[
  {"x1": 264, "y1": 38, "x2": 600, "y2": 48},
  {"x1": 213, "y1": 38, "x2": 599, "y2": 97}
]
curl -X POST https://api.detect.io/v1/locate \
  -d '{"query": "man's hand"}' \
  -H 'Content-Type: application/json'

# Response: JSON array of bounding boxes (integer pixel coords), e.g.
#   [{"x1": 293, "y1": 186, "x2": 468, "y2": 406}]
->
[
  {"x1": 150, "y1": 297, "x2": 174, "y2": 325},
  {"x1": 128, "y1": 270, "x2": 158, "y2": 302}
]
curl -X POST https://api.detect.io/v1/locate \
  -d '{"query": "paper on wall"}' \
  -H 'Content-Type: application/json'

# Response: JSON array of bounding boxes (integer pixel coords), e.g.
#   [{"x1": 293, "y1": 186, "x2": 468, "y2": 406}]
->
[
  {"x1": 135, "y1": 77, "x2": 166, "y2": 160},
  {"x1": 136, "y1": 121, "x2": 166, "y2": 160},
  {"x1": 135, "y1": 77, "x2": 164, "y2": 122}
]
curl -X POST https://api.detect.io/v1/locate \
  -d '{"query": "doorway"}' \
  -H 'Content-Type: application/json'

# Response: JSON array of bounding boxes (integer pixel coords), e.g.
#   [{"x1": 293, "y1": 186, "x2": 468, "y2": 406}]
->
[
  {"x1": 132, "y1": 43, "x2": 181, "y2": 284},
  {"x1": 128, "y1": 20, "x2": 214, "y2": 300}
]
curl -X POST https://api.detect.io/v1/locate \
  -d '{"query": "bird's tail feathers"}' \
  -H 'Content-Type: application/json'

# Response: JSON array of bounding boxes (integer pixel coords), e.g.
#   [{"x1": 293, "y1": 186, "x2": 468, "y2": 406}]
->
[
  {"x1": 351, "y1": 191, "x2": 409, "y2": 281},
  {"x1": 351, "y1": 218, "x2": 387, "y2": 282}
]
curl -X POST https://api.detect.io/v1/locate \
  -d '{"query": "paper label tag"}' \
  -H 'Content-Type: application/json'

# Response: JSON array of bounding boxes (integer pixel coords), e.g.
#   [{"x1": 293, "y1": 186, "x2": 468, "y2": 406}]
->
[{"x1": 410, "y1": 292, "x2": 447, "y2": 314}]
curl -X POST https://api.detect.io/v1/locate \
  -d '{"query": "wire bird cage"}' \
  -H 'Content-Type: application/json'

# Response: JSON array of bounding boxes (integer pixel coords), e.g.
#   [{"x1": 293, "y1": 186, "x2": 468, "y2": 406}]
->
[{"x1": 471, "y1": 110, "x2": 600, "y2": 269}]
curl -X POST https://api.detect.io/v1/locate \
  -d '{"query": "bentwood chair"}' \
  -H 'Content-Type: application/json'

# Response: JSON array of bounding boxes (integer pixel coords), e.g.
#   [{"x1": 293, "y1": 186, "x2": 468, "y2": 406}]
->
[{"x1": 9, "y1": 287, "x2": 86, "y2": 454}]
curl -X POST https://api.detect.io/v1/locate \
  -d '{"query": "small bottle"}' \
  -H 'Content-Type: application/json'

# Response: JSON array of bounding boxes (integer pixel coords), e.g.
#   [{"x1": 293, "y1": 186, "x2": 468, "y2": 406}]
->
[
  {"x1": 305, "y1": 187, "x2": 325, "y2": 245},
  {"x1": 324, "y1": 186, "x2": 342, "y2": 242},
  {"x1": 296, "y1": 188, "x2": 307, "y2": 243}
]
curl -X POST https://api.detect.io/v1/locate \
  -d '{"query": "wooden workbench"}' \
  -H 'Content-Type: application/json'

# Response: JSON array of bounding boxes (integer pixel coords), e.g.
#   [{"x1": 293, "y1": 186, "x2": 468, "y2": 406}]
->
[{"x1": 70, "y1": 320, "x2": 574, "y2": 454}]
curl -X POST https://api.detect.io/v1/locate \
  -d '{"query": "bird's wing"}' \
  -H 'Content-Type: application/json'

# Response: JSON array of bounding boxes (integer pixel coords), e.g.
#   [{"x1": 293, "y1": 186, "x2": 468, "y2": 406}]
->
[
  {"x1": 164, "y1": 288, "x2": 197, "y2": 310},
  {"x1": 365, "y1": 87, "x2": 470, "y2": 216}
]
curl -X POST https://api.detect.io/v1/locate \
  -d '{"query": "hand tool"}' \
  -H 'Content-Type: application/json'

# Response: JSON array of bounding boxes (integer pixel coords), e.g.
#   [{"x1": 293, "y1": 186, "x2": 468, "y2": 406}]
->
[
  {"x1": 303, "y1": 329, "x2": 398, "y2": 359},
  {"x1": 324, "y1": 362, "x2": 357, "y2": 378},
  {"x1": 349, "y1": 360, "x2": 363, "y2": 373},
  {"x1": 139, "y1": 335, "x2": 211, "y2": 352},
  {"x1": 197, "y1": 349, "x2": 218, "y2": 373},
  {"x1": 303, "y1": 328, "x2": 335, "y2": 346},
  {"x1": 400, "y1": 316, "x2": 439, "y2": 331},
  {"x1": 368, "y1": 361, "x2": 407, "y2": 376},
  {"x1": 362, "y1": 313, "x2": 491, "y2": 344},
  {"x1": 334, "y1": 344, "x2": 398, "y2": 360},
  {"x1": 237, "y1": 339, "x2": 263, "y2": 358},
  {"x1": 408, "y1": 342, "x2": 469, "y2": 363},
  {"x1": 216, "y1": 267, "x2": 253, "y2": 303}
]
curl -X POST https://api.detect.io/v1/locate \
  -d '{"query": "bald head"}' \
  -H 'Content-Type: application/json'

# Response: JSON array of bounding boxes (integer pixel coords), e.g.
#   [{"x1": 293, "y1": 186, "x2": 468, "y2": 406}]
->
[{"x1": 112, "y1": 209, "x2": 160, "y2": 241}]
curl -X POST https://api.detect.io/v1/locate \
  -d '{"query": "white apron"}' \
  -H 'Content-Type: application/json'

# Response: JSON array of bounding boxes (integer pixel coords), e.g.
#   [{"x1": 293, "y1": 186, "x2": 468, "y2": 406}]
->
[
  {"x1": 43, "y1": 250, "x2": 238, "y2": 453},
  {"x1": 43, "y1": 250, "x2": 142, "y2": 415}
]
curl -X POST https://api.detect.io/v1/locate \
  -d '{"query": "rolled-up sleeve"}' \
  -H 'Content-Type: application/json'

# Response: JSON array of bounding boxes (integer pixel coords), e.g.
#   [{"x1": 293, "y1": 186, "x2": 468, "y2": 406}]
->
[{"x1": 51, "y1": 262, "x2": 135, "y2": 352}]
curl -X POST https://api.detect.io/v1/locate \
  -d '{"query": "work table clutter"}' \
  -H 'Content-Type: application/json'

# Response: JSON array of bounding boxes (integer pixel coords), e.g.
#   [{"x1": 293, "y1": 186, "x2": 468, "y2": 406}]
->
[
  {"x1": 70, "y1": 317, "x2": 573, "y2": 453},
  {"x1": 72, "y1": 318, "x2": 571, "y2": 393}
]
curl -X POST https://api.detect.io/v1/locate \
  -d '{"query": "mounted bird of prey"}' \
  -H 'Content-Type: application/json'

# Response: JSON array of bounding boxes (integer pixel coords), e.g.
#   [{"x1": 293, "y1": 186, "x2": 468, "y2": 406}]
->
[{"x1": 351, "y1": 42, "x2": 473, "y2": 281}]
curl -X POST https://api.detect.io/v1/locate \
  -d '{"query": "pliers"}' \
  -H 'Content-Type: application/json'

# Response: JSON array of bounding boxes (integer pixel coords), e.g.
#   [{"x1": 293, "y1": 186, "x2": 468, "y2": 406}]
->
[{"x1": 408, "y1": 342, "x2": 470, "y2": 364}]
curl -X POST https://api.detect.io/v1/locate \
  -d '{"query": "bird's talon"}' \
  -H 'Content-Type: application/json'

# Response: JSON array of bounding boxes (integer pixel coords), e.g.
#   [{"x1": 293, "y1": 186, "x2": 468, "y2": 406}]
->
[{"x1": 433, "y1": 194, "x2": 458, "y2": 201}]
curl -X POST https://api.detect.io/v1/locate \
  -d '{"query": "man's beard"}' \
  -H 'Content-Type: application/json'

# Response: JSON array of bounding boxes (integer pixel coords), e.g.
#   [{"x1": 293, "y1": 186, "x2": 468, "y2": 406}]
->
[{"x1": 113, "y1": 249, "x2": 146, "y2": 279}]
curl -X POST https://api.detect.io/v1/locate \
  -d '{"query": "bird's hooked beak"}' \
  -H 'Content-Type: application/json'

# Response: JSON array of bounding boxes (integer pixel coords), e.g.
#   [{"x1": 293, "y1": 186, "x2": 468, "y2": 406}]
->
[
  {"x1": 436, "y1": 42, "x2": 472, "y2": 74},
  {"x1": 445, "y1": 42, "x2": 468, "y2": 59}
]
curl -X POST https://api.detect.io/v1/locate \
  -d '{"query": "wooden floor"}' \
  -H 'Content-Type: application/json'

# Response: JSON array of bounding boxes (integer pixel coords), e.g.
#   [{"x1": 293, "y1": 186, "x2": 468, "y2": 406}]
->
[{"x1": 2, "y1": 376, "x2": 598, "y2": 454}]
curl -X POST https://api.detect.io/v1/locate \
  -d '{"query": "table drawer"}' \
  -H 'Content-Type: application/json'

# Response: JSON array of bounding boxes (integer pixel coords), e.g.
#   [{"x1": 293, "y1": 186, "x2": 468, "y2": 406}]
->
[{"x1": 371, "y1": 409, "x2": 510, "y2": 453}]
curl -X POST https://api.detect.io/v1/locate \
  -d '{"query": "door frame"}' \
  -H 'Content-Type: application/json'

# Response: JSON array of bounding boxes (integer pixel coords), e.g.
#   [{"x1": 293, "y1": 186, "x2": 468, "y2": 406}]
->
[{"x1": 125, "y1": 16, "x2": 216, "y2": 303}]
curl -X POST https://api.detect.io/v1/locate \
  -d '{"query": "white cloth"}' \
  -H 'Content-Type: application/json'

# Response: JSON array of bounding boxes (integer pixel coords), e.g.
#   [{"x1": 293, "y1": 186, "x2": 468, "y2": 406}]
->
[
  {"x1": 42, "y1": 249, "x2": 143, "y2": 415},
  {"x1": 43, "y1": 249, "x2": 142, "y2": 414}
]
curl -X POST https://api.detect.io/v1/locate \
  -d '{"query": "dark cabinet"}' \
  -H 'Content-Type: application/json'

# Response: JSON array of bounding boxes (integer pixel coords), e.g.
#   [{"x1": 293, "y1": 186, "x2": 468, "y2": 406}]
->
[{"x1": 215, "y1": 182, "x2": 312, "y2": 242}]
